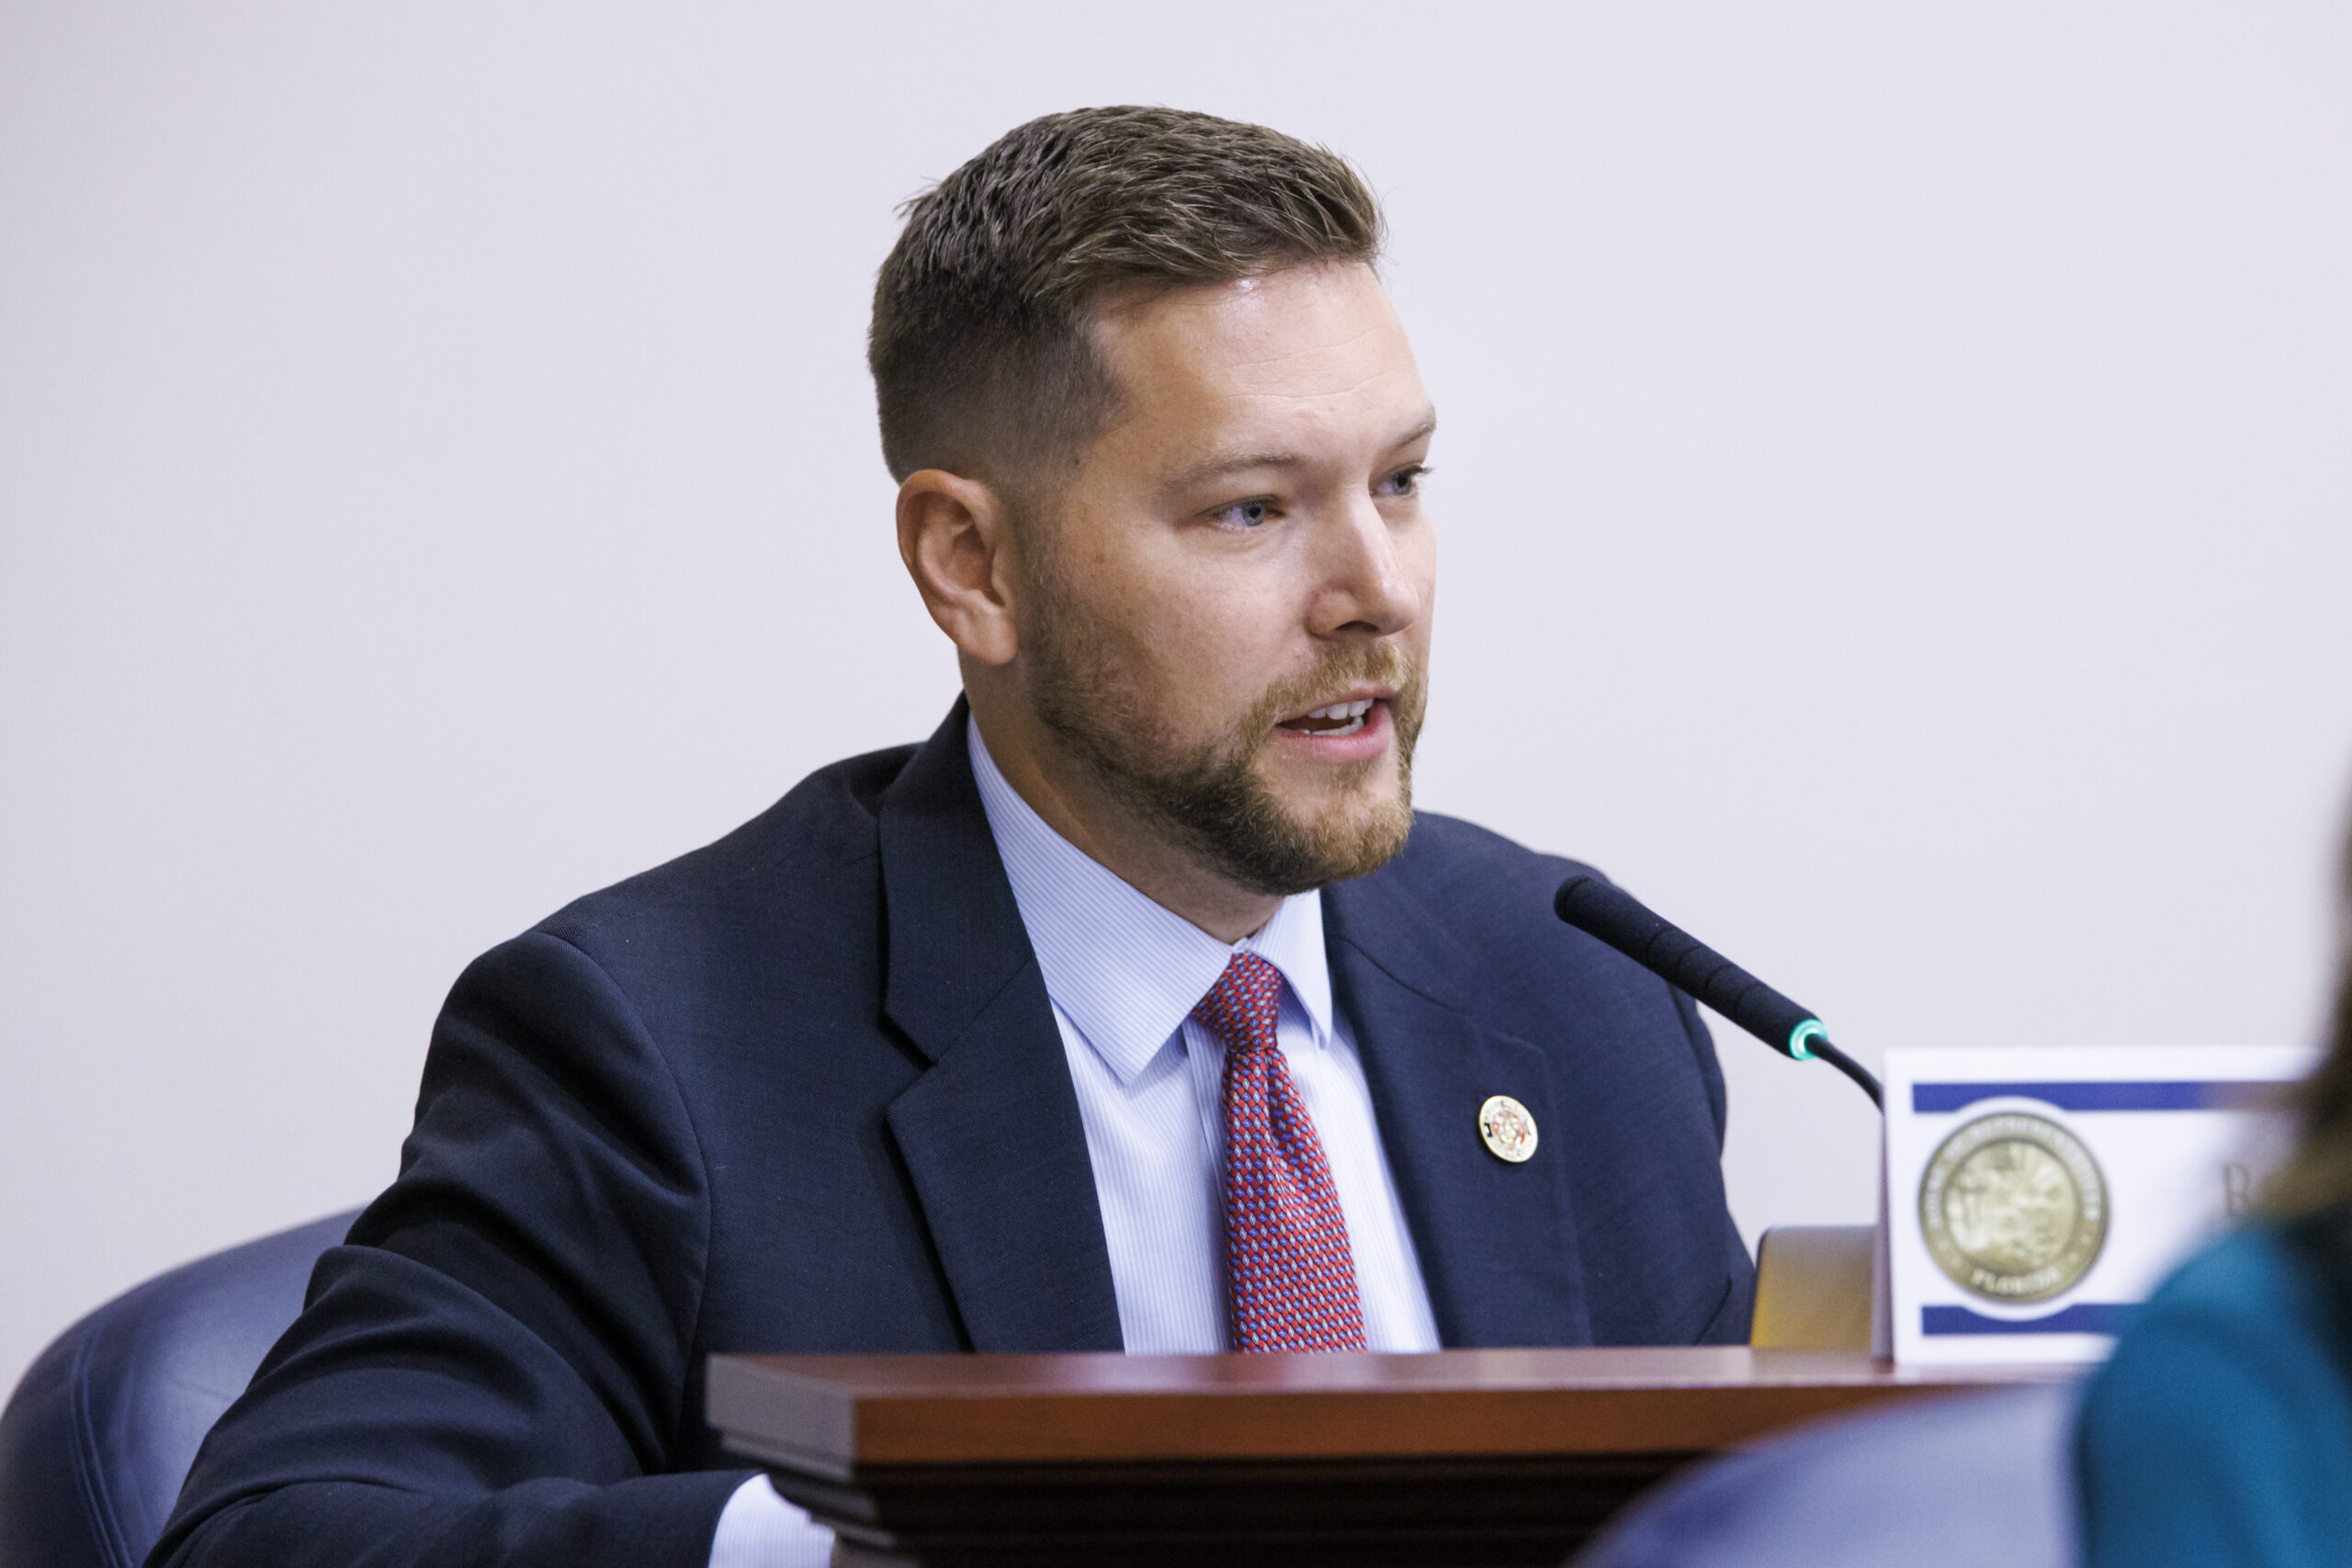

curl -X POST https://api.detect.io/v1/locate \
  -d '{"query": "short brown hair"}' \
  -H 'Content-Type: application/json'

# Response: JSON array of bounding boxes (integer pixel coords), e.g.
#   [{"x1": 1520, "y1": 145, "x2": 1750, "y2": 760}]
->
[
  {"x1": 2267, "y1": 818, "x2": 2352, "y2": 1216},
  {"x1": 868, "y1": 107, "x2": 1384, "y2": 491}
]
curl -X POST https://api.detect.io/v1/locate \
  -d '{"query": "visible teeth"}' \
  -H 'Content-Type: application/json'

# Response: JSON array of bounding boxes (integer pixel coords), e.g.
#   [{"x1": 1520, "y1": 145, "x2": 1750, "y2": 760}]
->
[{"x1": 1285, "y1": 696, "x2": 1375, "y2": 738}]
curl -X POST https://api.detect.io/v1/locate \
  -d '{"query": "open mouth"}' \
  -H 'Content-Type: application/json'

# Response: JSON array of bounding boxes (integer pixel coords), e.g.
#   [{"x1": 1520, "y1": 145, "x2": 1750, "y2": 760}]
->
[{"x1": 1278, "y1": 697, "x2": 1378, "y2": 738}]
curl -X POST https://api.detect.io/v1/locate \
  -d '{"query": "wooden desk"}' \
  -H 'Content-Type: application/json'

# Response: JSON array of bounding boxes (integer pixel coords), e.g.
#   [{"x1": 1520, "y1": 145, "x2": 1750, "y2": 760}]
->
[{"x1": 708, "y1": 1348, "x2": 2041, "y2": 1566}]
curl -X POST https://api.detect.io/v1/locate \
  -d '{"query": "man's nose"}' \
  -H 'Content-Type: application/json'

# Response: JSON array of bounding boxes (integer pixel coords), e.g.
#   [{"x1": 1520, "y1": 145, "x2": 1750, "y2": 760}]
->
[{"x1": 1308, "y1": 494, "x2": 1425, "y2": 639}]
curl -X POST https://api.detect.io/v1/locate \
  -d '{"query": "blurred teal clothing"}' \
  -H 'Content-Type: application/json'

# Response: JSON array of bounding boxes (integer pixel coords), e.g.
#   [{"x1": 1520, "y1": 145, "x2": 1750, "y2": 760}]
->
[{"x1": 2076, "y1": 1224, "x2": 2352, "y2": 1566}]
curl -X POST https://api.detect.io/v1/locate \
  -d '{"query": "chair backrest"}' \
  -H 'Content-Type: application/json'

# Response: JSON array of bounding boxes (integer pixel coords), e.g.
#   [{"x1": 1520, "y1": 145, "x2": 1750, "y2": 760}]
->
[
  {"x1": 1749, "y1": 1224, "x2": 1874, "y2": 1350},
  {"x1": 1572, "y1": 1378, "x2": 2082, "y2": 1568},
  {"x1": 0, "y1": 1210, "x2": 361, "y2": 1568}
]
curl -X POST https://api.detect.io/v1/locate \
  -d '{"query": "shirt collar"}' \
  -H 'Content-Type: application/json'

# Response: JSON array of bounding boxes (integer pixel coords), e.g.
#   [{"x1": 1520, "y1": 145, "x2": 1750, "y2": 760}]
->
[{"x1": 967, "y1": 716, "x2": 1333, "y2": 1085}]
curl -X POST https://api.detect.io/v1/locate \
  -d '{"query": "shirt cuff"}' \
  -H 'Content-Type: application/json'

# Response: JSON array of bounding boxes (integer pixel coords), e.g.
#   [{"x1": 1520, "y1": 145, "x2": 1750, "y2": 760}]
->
[{"x1": 707, "y1": 1473, "x2": 835, "y2": 1568}]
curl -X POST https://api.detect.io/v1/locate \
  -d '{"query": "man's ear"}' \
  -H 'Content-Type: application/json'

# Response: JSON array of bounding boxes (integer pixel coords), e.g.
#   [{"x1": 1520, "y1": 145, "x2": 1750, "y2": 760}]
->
[{"x1": 896, "y1": 468, "x2": 1023, "y2": 666}]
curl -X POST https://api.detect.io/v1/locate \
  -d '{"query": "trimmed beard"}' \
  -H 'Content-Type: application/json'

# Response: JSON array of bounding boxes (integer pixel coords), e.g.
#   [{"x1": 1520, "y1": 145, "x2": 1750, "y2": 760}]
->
[{"x1": 1021, "y1": 569, "x2": 1428, "y2": 898}]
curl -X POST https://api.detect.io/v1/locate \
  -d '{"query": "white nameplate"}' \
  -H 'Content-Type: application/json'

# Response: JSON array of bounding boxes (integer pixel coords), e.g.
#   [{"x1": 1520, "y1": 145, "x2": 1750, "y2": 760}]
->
[{"x1": 1881, "y1": 1044, "x2": 2313, "y2": 1366}]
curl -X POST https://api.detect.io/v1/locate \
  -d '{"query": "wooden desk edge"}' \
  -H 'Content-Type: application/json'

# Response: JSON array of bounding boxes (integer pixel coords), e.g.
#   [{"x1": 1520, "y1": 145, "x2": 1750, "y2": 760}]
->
[{"x1": 709, "y1": 1349, "x2": 2064, "y2": 1473}]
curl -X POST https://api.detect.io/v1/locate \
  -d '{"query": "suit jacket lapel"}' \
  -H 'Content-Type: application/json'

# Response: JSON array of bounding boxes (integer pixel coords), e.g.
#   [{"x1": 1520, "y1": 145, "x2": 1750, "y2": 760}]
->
[
  {"x1": 1326, "y1": 873, "x2": 1594, "y2": 1348},
  {"x1": 876, "y1": 702, "x2": 1123, "y2": 1352}
]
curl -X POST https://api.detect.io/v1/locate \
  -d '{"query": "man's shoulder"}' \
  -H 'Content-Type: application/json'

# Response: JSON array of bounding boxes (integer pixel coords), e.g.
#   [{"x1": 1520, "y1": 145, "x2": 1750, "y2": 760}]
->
[
  {"x1": 531, "y1": 739, "x2": 921, "y2": 954},
  {"x1": 1340, "y1": 808, "x2": 1714, "y2": 1095},
  {"x1": 1338, "y1": 809, "x2": 1644, "y2": 1021},
  {"x1": 1359, "y1": 809, "x2": 1597, "y2": 931}
]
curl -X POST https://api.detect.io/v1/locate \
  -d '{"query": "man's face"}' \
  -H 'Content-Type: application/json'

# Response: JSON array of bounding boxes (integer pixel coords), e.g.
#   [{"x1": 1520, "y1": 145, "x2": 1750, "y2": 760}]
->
[{"x1": 1013, "y1": 262, "x2": 1436, "y2": 897}]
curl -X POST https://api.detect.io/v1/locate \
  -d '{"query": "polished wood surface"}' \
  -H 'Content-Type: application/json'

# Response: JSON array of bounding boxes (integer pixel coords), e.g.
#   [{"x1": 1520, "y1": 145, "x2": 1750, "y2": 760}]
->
[{"x1": 708, "y1": 1348, "x2": 2043, "y2": 1566}]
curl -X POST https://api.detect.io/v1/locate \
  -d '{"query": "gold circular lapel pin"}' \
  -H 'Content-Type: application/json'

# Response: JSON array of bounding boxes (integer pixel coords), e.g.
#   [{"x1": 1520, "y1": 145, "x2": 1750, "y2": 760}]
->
[{"x1": 1478, "y1": 1095, "x2": 1539, "y2": 1163}]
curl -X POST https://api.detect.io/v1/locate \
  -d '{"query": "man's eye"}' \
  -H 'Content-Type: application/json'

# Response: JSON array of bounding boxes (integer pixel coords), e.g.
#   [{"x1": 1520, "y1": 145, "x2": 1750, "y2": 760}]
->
[
  {"x1": 1379, "y1": 465, "x2": 1430, "y2": 498},
  {"x1": 1215, "y1": 499, "x2": 1274, "y2": 527}
]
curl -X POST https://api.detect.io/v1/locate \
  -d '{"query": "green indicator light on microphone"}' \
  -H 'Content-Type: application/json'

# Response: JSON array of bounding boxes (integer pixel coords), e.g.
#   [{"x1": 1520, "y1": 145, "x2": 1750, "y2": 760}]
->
[{"x1": 1788, "y1": 1020, "x2": 1827, "y2": 1062}]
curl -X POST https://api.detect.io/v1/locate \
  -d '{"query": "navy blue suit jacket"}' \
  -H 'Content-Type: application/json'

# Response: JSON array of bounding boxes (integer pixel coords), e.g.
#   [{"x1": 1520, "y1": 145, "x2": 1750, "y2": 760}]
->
[{"x1": 153, "y1": 705, "x2": 1754, "y2": 1568}]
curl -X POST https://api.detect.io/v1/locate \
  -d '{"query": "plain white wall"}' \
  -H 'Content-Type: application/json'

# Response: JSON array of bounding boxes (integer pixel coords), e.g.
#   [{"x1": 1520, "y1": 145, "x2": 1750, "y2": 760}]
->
[{"x1": 6, "y1": 2, "x2": 2350, "y2": 1389}]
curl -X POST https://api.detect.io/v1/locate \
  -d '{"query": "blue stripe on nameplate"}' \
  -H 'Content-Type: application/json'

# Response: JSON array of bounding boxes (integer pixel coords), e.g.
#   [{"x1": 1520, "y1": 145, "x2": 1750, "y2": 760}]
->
[
  {"x1": 1922, "y1": 1303, "x2": 2134, "y2": 1336},
  {"x1": 1911, "y1": 1080, "x2": 2290, "y2": 1114}
]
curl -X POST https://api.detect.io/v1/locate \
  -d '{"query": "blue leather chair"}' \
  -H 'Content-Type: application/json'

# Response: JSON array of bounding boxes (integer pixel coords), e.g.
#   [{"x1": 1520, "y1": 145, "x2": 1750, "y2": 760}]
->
[
  {"x1": 1571, "y1": 1379, "x2": 2083, "y2": 1568},
  {"x1": 0, "y1": 1210, "x2": 361, "y2": 1568}
]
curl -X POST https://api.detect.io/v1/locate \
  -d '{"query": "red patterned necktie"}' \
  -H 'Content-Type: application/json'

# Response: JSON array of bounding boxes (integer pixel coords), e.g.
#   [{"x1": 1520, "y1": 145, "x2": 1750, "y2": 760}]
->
[{"x1": 1192, "y1": 952, "x2": 1368, "y2": 1352}]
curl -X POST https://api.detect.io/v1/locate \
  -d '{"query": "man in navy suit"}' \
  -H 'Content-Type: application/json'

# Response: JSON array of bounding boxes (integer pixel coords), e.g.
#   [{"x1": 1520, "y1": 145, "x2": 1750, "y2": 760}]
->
[{"x1": 154, "y1": 107, "x2": 1753, "y2": 1568}]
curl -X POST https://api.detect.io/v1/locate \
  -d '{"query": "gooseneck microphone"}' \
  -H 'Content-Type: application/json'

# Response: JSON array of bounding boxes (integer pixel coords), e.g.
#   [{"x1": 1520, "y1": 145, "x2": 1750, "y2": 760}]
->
[{"x1": 1553, "y1": 874, "x2": 1883, "y2": 1109}]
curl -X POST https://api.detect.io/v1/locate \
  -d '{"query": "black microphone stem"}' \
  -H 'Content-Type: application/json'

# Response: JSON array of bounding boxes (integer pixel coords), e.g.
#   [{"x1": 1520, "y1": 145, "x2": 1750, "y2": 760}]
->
[{"x1": 1805, "y1": 1038, "x2": 1883, "y2": 1110}]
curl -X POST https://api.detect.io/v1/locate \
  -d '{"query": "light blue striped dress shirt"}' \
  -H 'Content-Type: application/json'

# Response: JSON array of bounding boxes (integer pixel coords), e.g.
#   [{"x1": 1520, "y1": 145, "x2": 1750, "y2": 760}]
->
[{"x1": 708, "y1": 718, "x2": 1441, "y2": 1565}]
